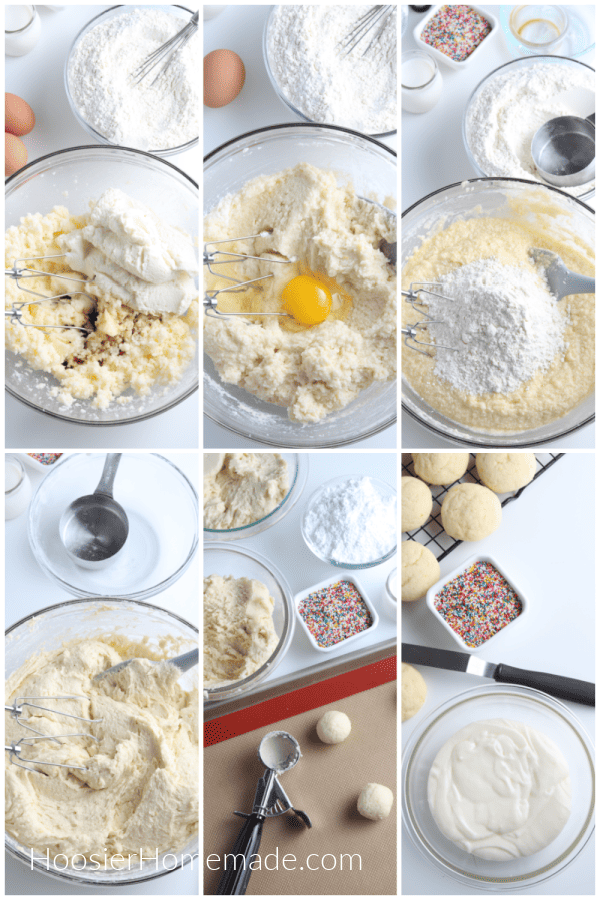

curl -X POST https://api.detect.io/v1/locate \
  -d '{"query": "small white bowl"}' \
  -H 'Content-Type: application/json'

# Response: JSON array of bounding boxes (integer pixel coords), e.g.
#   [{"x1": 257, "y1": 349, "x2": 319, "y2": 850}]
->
[
  {"x1": 413, "y1": 5, "x2": 498, "y2": 70},
  {"x1": 294, "y1": 572, "x2": 379, "y2": 653},
  {"x1": 425, "y1": 553, "x2": 529, "y2": 653}
]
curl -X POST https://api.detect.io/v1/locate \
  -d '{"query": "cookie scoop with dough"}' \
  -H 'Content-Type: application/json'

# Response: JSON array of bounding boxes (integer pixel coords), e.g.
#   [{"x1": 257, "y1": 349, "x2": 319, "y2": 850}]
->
[
  {"x1": 402, "y1": 540, "x2": 440, "y2": 602},
  {"x1": 441, "y1": 483, "x2": 502, "y2": 541},
  {"x1": 402, "y1": 476, "x2": 432, "y2": 532},
  {"x1": 402, "y1": 663, "x2": 427, "y2": 722},
  {"x1": 413, "y1": 453, "x2": 469, "y2": 485},
  {"x1": 476, "y1": 453, "x2": 536, "y2": 493}
]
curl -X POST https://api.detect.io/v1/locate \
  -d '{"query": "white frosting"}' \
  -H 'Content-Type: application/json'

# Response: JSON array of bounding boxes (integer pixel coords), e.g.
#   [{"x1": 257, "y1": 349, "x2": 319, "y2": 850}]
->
[{"x1": 428, "y1": 718, "x2": 572, "y2": 860}]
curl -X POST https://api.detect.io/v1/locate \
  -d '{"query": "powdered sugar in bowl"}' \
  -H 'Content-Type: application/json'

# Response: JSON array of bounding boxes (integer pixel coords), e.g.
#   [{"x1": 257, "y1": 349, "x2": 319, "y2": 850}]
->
[{"x1": 301, "y1": 475, "x2": 397, "y2": 569}]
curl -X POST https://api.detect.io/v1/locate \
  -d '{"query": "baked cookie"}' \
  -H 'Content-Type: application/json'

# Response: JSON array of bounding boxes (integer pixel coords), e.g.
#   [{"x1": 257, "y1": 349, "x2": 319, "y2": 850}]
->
[
  {"x1": 402, "y1": 540, "x2": 440, "y2": 602},
  {"x1": 402, "y1": 475, "x2": 433, "y2": 532},
  {"x1": 413, "y1": 453, "x2": 470, "y2": 485},
  {"x1": 441, "y1": 483, "x2": 502, "y2": 541},
  {"x1": 476, "y1": 453, "x2": 536, "y2": 493},
  {"x1": 402, "y1": 662, "x2": 427, "y2": 722}
]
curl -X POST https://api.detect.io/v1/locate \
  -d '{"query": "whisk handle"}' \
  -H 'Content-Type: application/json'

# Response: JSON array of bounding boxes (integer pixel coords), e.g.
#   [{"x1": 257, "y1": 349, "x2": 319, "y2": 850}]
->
[{"x1": 216, "y1": 812, "x2": 264, "y2": 895}]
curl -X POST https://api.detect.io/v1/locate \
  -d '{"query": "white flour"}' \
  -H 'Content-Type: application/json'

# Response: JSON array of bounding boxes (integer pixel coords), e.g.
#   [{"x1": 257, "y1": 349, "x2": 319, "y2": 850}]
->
[
  {"x1": 305, "y1": 476, "x2": 397, "y2": 564},
  {"x1": 68, "y1": 8, "x2": 198, "y2": 152},
  {"x1": 267, "y1": 5, "x2": 396, "y2": 135},
  {"x1": 426, "y1": 259, "x2": 567, "y2": 395},
  {"x1": 466, "y1": 62, "x2": 595, "y2": 196}
]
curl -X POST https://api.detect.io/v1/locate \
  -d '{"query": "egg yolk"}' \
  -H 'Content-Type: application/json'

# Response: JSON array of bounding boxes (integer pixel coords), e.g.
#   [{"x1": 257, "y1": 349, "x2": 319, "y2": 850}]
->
[{"x1": 281, "y1": 275, "x2": 332, "y2": 325}]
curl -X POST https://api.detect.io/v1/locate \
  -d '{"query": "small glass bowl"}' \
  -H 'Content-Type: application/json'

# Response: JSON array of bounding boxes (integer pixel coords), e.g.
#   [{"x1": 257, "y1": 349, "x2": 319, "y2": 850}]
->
[
  {"x1": 301, "y1": 475, "x2": 397, "y2": 569},
  {"x1": 508, "y1": 5, "x2": 569, "y2": 53},
  {"x1": 28, "y1": 454, "x2": 198, "y2": 600},
  {"x1": 262, "y1": 6, "x2": 397, "y2": 139},
  {"x1": 203, "y1": 543, "x2": 295, "y2": 703},
  {"x1": 402, "y1": 684, "x2": 595, "y2": 891},
  {"x1": 203, "y1": 453, "x2": 309, "y2": 541},
  {"x1": 64, "y1": 5, "x2": 198, "y2": 156}
]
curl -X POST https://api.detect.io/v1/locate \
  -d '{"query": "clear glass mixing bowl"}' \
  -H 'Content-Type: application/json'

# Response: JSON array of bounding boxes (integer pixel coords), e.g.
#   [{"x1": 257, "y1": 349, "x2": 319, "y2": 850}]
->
[
  {"x1": 204, "y1": 123, "x2": 397, "y2": 448},
  {"x1": 402, "y1": 177, "x2": 595, "y2": 446},
  {"x1": 5, "y1": 145, "x2": 199, "y2": 425},
  {"x1": 5, "y1": 597, "x2": 198, "y2": 886}
]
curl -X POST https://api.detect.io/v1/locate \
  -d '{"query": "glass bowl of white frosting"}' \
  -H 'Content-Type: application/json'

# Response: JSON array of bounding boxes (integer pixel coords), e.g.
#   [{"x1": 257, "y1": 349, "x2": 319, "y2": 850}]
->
[
  {"x1": 463, "y1": 56, "x2": 595, "y2": 201},
  {"x1": 204, "y1": 543, "x2": 295, "y2": 703},
  {"x1": 5, "y1": 596, "x2": 198, "y2": 886},
  {"x1": 28, "y1": 453, "x2": 198, "y2": 599},
  {"x1": 5, "y1": 145, "x2": 198, "y2": 426},
  {"x1": 402, "y1": 684, "x2": 594, "y2": 891},
  {"x1": 402, "y1": 176, "x2": 595, "y2": 447},
  {"x1": 64, "y1": 5, "x2": 198, "y2": 156},
  {"x1": 204, "y1": 453, "x2": 309, "y2": 541}
]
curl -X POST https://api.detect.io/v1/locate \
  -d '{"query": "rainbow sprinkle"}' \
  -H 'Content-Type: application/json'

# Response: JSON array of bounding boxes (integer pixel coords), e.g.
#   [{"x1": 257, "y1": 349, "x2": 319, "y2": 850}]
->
[
  {"x1": 434, "y1": 560, "x2": 521, "y2": 648},
  {"x1": 27, "y1": 453, "x2": 63, "y2": 465},
  {"x1": 421, "y1": 6, "x2": 491, "y2": 61},
  {"x1": 299, "y1": 580, "x2": 373, "y2": 648}
]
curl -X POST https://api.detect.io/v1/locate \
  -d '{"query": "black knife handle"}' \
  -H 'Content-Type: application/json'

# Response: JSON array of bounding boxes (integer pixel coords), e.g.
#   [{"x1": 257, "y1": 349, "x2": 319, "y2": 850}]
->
[
  {"x1": 495, "y1": 664, "x2": 595, "y2": 706},
  {"x1": 216, "y1": 813, "x2": 264, "y2": 895}
]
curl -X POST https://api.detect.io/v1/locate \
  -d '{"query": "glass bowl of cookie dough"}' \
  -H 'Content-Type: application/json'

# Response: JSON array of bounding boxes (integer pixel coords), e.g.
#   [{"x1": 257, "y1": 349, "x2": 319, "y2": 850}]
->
[
  {"x1": 203, "y1": 543, "x2": 295, "y2": 703},
  {"x1": 402, "y1": 177, "x2": 595, "y2": 447},
  {"x1": 402, "y1": 684, "x2": 595, "y2": 891},
  {"x1": 5, "y1": 145, "x2": 199, "y2": 426},
  {"x1": 204, "y1": 123, "x2": 397, "y2": 448},
  {"x1": 203, "y1": 452, "x2": 309, "y2": 541},
  {"x1": 5, "y1": 596, "x2": 199, "y2": 885}
]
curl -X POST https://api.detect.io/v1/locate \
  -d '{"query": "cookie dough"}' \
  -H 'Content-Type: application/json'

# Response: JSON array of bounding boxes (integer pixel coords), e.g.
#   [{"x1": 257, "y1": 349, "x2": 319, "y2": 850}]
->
[
  {"x1": 5, "y1": 201, "x2": 198, "y2": 410},
  {"x1": 317, "y1": 710, "x2": 351, "y2": 744},
  {"x1": 203, "y1": 453, "x2": 289, "y2": 530},
  {"x1": 402, "y1": 475, "x2": 432, "y2": 532},
  {"x1": 413, "y1": 453, "x2": 469, "y2": 485},
  {"x1": 402, "y1": 663, "x2": 427, "y2": 722},
  {"x1": 204, "y1": 575, "x2": 279, "y2": 687},
  {"x1": 5, "y1": 636, "x2": 198, "y2": 865},
  {"x1": 204, "y1": 163, "x2": 397, "y2": 423},
  {"x1": 402, "y1": 209, "x2": 594, "y2": 434},
  {"x1": 358, "y1": 783, "x2": 394, "y2": 820},
  {"x1": 402, "y1": 540, "x2": 440, "y2": 602},
  {"x1": 441, "y1": 483, "x2": 502, "y2": 541},
  {"x1": 476, "y1": 453, "x2": 536, "y2": 493}
]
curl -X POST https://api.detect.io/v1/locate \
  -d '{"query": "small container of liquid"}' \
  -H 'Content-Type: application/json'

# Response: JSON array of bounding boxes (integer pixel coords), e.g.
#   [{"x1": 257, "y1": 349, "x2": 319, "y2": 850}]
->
[
  {"x1": 5, "y1": 5, "x2": 41, "y2": 56},
  {"x1": 509, "y1": 5, "x2": 569, "y2": 53},
  {"x1": 402, "y1": 50, "x2": 442, "y2": 114},
  {"x1": 6, "y1": 456, "x2": 32, "y2": 519},
  {"x1": 382, "y1": 566, "x2": 397, "y2": 615}
]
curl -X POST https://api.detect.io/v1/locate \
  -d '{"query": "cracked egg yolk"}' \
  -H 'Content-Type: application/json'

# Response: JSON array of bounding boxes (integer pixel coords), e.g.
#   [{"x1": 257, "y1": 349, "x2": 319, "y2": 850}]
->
[{"x1": 281, "y1": 275, "x2": 332, "y2": 325}]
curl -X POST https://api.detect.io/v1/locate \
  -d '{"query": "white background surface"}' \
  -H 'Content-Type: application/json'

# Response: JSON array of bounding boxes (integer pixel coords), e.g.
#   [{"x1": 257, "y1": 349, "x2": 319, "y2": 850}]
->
[
  {"x1": 205, "y1": 451, "x2": 397, "y2": 709},
  {"x1": 203, "y1": 4, "x2": 398, "y2": 449},
  {"x1": 5, "y1": 4, "x2": 200, "y2": 450},
  {"x1": 401, "y1": 4, "x2": 596, "y2": 450},
  {"x1": 5, "y1": 451, "x2": 199, "y2": 895},
  {"x1": 402, "y1": 452, "x2": 594, "y2": 894}
]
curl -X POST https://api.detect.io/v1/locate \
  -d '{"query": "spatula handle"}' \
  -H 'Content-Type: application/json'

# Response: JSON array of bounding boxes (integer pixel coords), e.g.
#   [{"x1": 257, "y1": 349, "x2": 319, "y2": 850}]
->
[{"x1": 495, "y1": 664, "x2": 595, "y2": 706}]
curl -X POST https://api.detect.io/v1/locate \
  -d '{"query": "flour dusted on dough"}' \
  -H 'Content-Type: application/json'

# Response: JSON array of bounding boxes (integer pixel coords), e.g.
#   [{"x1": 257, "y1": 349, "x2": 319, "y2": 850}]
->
[
  {"x1": 204, "y1": 163, "x2": 396, "y2": 423},
  {"x1": 204, "y1": 453, "x2": 289, "y2": 530},
  {"x1": 5, "y1": 637, "x2": 198, "y2": 864},
  {"x1": 204, "y1": 575, "x2": 279, "y2": 687}
]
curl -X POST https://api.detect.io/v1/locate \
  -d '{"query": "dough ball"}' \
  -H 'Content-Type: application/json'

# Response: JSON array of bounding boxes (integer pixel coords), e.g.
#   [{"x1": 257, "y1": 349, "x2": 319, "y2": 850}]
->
[
  {"x1": 317, "y1": 710, "x2": 351, "y2": 744},
  {"x1": 413, "y1": 453, "x2": 470, "y2": 485},
  {"x1": 402, "y1": 540, "x2": 440, "y2": 602},
  {"x1": 441, "y1": 483, "x2": 502, "y2": 541},
  {"x1": 402, "y1": 476, "x2": 432, "y2": 532},
  {"x1": 357, "y1": 783, "x2": 394, "y2": 820},
  {"x1": 476, "y1": 453, "x2": 536, "y2": 493},
  {"x1": 402, "y1": 663, "x2": 427, "y2": 722}
]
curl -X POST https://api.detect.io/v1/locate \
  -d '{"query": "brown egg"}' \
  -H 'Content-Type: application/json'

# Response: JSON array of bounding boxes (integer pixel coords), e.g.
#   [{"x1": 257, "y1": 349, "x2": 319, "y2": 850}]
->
[
  {"x1": 5, "y1": 132, "x2": 28, "y2": 175},
  {"x1": 5, "y1": 93, "x2": 35, "y2": 136},
  {"x1": 204, "y1": 49, "x2": 245, "y2": 108}
]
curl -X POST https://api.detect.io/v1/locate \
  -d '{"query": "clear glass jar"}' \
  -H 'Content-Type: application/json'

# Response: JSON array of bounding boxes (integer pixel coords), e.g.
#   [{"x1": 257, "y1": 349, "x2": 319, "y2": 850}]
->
[
  {"x1": 402, "y1": 50, "x2": 443, "y2": 113},
  {"x1": 5, "y1": 5, "x2": 41, "y2": 56},
  {"x1": 5, "y1": 456, "x2": 31, "y2": 519}
]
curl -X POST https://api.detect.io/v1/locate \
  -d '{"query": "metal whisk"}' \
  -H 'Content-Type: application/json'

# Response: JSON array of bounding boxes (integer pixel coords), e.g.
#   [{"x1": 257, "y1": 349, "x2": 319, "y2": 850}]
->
[
  {"x1": 5, "y1": 255, "x2": 92, "y2": 333},
  {"x1": 5, "y1": 696, "x2": 103, "y2": 773},
  {"x1": 338, "y1": 5, "x2": 394, "y2": 58},
  {"x1": 402, "y1": 282, "x2": 459, "y2": 355},
  {"x1": 133, "y1": 10, "x2": 199, "y2": 86}
]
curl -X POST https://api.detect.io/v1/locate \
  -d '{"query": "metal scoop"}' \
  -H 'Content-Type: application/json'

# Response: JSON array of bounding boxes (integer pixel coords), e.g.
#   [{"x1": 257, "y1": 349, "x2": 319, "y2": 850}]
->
[
  {"x1": 531, "y1": 113, "x2": 595, "y2": 187},
  {"x1": 59, "y1": 454, "x2": 129, "y2": 569},
  {"x1": 530, "y1": 248, "x2": 595, "y2": 300},
  {"x1": 217, "y1": 730, "x2": 311, "y2": 895}
]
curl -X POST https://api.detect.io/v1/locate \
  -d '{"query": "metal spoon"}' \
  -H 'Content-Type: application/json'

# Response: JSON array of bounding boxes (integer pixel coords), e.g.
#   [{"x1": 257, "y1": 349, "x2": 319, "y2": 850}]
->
[
  {"x1": 94, "y1": 648, "x2": 199, "y2": 682},
  {"x1": 59, "y1": 454, "x2": 129, "y2": 569},
  {"x1": 530, "y1": 248, "x2": 595, "y2": 300},
  {"x1": 531, "y1": 113, "x2": 595, "y2": 187}
]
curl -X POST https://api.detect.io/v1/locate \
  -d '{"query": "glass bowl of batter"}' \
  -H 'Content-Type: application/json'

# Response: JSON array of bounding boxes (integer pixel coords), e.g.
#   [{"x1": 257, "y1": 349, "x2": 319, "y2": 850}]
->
[
  {"x1": 402, "y1": 684, "x2": 594, "y2": 891},
  {"x1": 5, "y1": 145, "x2": 198, "y2": 426},
  {"x1": 5, "y1": 596, "x2": 198, "y2": 886},
  {"x1": 204, "y1": 543, "x2": 295, "y2": 704},
  {"x1": 204, "y1": 123, "x2": 397, "y2": 448},
  {"x1": 204, "y1": 452, "x2": 309, "y2": 541},
  {"x1": 402, "y1": 177, "x2": 595, "y2": 446}
]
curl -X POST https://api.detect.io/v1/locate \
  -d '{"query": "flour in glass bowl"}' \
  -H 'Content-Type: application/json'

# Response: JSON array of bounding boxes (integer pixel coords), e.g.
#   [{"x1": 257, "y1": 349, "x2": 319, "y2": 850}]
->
[{"x1": 266, "y1": 5, "x2": 397, "y2": 135}]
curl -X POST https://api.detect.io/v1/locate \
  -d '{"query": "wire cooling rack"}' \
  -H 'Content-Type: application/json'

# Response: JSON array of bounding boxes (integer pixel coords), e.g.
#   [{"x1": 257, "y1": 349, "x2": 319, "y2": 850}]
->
[{"x1": 402, "y1": 453, "x2": 564, "y2": 562}]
